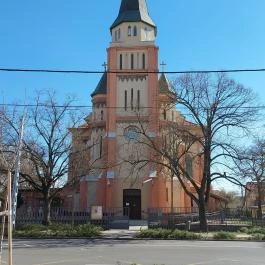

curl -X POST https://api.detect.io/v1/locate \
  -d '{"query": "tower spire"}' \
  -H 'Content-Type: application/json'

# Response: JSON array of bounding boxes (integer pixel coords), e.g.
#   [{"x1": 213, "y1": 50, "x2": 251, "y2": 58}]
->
[{"x1": 110, "y1": 0, "x2": 156, "y2": 35}]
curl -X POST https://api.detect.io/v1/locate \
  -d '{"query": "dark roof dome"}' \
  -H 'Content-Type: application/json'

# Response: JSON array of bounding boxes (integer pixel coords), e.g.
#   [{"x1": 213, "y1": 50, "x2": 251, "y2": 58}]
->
[
  {"x1": 159, "y1": 73, "x2": 174, "y2": 94},
  {"x1": 110, "y1": 0, "x2": 156, "y2": 34},
  {"x1": 91, "y1": 72, "x2": 107, "y2": 97}
]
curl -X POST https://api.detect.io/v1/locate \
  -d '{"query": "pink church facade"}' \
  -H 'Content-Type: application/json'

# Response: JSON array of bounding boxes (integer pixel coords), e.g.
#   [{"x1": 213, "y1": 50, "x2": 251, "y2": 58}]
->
[{"x1": 69, "y1": 0, "x2": 223, "y2": 219}]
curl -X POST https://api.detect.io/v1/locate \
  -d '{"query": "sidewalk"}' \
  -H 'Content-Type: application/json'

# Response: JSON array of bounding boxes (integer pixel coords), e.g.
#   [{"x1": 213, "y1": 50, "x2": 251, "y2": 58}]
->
[
  {"x1": 102, "y1": 229, "x2": 137, "y2": 239},
  {"x1": 102, "y1": 229, "x2": 253, "y2": 241},
  {"x1": 102, "y1": 226, "x2": 146, "y2": 239}
]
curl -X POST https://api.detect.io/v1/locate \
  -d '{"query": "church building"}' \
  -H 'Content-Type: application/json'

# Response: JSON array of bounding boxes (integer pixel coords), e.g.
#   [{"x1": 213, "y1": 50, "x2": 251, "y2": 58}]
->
[{"x1": 69, "y1": 0, "x2": 214, "y2": 219}]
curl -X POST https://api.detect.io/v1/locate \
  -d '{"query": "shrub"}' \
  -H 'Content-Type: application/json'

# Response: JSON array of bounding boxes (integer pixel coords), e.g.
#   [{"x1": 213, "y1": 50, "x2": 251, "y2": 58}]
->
[
  {"x1": 137, "y1": 228, "x2": 201, "y2": 240},
  {"x1": 13, "y1": 224, "x2": 102, "y2": 238},
  {"x1": 213, "y1": 231, "x2": 236, "y2": 240},
  {"x1": 137, "y1": 228, "x2": 172, "y2": 239},
  {"x1": 248, "y1": 227, "x2": 265, "y2": 235},
  {"x1": 252, "y1": 233, "x2": 265, "y2": 241},
  {"x1": 168, "y1": 230, "x2": 201, "y2": 240},
  {"x1": 238, "y1": 227, "x2": 249, "y2": 234}
]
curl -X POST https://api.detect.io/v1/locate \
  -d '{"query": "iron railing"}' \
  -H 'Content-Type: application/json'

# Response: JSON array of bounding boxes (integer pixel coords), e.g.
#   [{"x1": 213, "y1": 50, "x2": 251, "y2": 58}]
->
[{"x1": 8, "y1": 206, "x2": 262, "y2": 229}]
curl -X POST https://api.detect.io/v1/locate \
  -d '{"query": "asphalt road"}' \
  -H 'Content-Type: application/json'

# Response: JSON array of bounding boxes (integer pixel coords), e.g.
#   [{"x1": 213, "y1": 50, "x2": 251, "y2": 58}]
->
[{"x1": 1, "y1": 239, "x2": 265, "y2": 265}]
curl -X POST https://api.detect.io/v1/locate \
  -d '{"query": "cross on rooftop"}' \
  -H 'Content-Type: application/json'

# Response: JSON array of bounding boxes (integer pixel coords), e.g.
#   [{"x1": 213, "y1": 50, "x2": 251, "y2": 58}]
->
[
  {"x1": 160, "y1": 61, "x2": 167, "y2": 72},
  {"x1": 102, "y1": 62, "x2": 108, "y2": 71}
]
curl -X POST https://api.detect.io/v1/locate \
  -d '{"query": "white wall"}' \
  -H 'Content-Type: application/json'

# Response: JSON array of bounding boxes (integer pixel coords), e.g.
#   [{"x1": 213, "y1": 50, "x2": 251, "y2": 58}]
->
[
  {"x1": 116, "y1": 76, "x2": 149, "y2": 116},
  {"x1": 111, "y1": 22, "x2": 156, "y2": 46},
  {"x1": 117, "y1": 50, "x2": 149, "y2": 70}
]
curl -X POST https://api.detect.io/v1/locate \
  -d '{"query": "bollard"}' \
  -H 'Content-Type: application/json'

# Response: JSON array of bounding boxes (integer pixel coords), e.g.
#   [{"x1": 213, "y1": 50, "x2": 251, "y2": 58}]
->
[{"x1": 186, "y1": 220, "x2": 191, "y2": 231}]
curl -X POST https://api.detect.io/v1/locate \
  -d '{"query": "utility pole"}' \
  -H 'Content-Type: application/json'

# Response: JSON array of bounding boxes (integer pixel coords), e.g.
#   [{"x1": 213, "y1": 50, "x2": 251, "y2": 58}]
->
[{"x1": 7, "y1": 170, "x2": 12, "y2": 265}]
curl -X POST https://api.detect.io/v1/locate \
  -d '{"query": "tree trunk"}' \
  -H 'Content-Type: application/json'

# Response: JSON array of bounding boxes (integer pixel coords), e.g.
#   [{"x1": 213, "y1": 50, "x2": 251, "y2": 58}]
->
[
  {"x1": 43, "y1": 193, "x2": 51, "y2": 226},
  {"x1": 198, "y1": 193, "x2": 208, "y2": 231},
  {"x1": 171, "y1": 174, "x2": 174, "y2": 214}
]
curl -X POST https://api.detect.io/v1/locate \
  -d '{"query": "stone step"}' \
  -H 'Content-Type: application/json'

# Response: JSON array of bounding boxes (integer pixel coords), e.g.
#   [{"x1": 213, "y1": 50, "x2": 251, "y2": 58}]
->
[{"x1": 129, "y1": 219, "x2": 148, "y2": 226}]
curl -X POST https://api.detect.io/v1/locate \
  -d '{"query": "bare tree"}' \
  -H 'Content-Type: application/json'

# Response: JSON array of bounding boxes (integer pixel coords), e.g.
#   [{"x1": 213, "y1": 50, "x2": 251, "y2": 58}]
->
[
  {"x1": 0, "y1": 170, "x2": 6, "y2": 209},
  {"x1": 3, "y1": 91, "x2": 84, "y2": 225},
  {"x1": 216, "y1": 189, "x2": 243, "y2": 209},
  {"x1": 236, "y1": 139, "x2": 265, "y2": 219},
  {"x1": 129, "y1": 73, "x2": 257, "y2": 231},
  {"x1": 0, "y1": 108, "x2": 15, "y2": 209},
  {"x1": 174, "y1": 73, "x2": 258, "y2": 230}
]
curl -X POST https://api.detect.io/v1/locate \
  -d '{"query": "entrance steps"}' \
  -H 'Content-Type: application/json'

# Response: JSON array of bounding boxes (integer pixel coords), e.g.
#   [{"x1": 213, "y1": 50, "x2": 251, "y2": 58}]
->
[{"x1": 129, "y1": 219, "x2": 148, "y2": 231}]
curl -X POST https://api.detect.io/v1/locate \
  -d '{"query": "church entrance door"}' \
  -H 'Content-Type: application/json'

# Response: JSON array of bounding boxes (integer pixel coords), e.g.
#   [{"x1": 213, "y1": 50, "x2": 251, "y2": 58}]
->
[{"x1": 123, "y1": 189, "x2": 141, "y2": 220}]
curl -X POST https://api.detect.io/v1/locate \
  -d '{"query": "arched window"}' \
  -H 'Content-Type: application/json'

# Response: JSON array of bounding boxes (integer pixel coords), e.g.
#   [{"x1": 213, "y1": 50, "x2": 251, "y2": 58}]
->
[
  {"x1": 124, "y1": 126, "x2": 140, "y2": 141},
  {"x1": 137, "y1": 90, "x2": 140, "y2": 111},
  {"x1": 186, "y1": 154, "x2": 193, "y2": 179},
  {"x1": 125, "y1": 54, "x2": 128, "y2": 69},
  {"x1": 128, "y1": 26, "x2": 132, "y2": 36},
  {"x1": 133, "y1": 26, "x2": 137, "y2": 36},
  {"x1": 163, "y1": 109, "x2": 167, "y2": 120},
  {"x1": 131, "y1": 54, "x2": 134, "y2": 69},
  {"x1": 100, "y1": 110, "x2": 104, "y2": 120},
  {"x1": 144, "y1": 27, "x2": 148, "y2": 39},
  {"x1": 118, "y1": 28, "x2": 121, "y2": 39},
  {"x1": 124, "y1": 90, "x2": 128, "y2": 111},
  {"x1": 115, "y1": 31, "x2": 117, "y2": 41},
  {"x1": 131, "y1": 88, "x2": 134, "y2": 110},
  {"x1": 164, "y1": 135, "x2": 167, "y2": 148},
  {"x1": 91, "y1": 139, "x2": 95, "y2": 159},
  {"x1": 99, "y1": 136, "x2": 103, "y2": 158},
  {"x1": 120, "y1": 54, "x2": 123, "y2": 70},
  {"x1": 142, "y1": 54, "x2": 146, "y2": 69}
]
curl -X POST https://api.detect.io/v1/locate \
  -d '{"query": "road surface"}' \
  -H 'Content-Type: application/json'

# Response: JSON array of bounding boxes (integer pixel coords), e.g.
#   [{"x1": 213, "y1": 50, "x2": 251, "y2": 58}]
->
[{"x1": 1, "y1": 239, "x2": 264, "y2": 265}]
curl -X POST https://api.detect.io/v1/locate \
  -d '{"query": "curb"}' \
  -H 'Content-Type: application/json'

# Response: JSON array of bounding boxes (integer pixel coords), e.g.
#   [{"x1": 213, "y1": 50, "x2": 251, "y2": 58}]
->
[{"x1": 11, "y1": 236, "x2": 264, "y2": 242}]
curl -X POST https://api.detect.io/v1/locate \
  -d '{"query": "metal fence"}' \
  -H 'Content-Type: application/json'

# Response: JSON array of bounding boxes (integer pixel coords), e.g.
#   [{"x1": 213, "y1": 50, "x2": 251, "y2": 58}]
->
[
  {"x1": 146, "y1": 208, "x2": 254, "y2": 229},
  {"x1": 15, "y1": 207, "x2": 90, "y2": 225},
  {"x1": 8, "y1": 206, "x2": 264, "y2": 229},
  {"x1": 252, "y1": 219, "x2": 265, "y2": 226},
  {"x1": 14, "y1": 206, "x2": 130, "y2": 229}
]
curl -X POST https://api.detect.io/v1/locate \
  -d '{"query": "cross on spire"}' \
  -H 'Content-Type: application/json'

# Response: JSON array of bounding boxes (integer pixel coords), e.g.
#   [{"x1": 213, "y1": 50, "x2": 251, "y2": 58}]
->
[
  {"x1": 102, "y1": 62, "x2": 108, "y2": 72},
  {"x1": 160, "y1": 61, "x2": 167, "y2": 72}
]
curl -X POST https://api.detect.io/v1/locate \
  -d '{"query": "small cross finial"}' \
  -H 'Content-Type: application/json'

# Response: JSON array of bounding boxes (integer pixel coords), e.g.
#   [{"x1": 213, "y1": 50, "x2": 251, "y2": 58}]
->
[
  {"x1": 102, "y1": 62, "x2": 108, "y2": 72},
  {"x1": 160, "y1": 61, "x2": 167, "y2": 72}
]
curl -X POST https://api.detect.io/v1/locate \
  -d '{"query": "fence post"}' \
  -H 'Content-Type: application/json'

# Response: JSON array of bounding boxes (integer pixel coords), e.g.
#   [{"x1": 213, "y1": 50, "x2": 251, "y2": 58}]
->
[
  {"x1": 221, "y1": 209, "x2": 224, "y2": 224},
  {"x1": 186, "y1": 220, "x2": 191, "y2": 231}
]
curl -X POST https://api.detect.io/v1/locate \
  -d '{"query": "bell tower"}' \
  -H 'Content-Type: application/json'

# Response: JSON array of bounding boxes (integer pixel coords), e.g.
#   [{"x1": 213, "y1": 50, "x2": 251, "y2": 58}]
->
[
  {"x1": 110, "y1": 0, "x2": 157, "y2": 45},
  {"x1": 103, "y1": 0, "x2": 162, "y2": 211}
]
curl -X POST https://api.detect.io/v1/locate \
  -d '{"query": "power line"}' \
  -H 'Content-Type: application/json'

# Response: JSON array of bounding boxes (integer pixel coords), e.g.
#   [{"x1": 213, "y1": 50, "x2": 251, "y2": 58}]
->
[
  {"x1": 0, "y1": 102, "x2": 265, "y2": 110},
  {"x1": 0, "y1": 67, "x2": 265, "y2": 75},
  {"x1": 0, "y1": 103, "x2": 151, "y2": 109}
]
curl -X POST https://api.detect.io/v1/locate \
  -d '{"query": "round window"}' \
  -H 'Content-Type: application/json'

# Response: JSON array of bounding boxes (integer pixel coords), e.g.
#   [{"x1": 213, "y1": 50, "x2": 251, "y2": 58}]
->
[{"x1": 124, "y1": 126, "x2": 139, "y2": 141}]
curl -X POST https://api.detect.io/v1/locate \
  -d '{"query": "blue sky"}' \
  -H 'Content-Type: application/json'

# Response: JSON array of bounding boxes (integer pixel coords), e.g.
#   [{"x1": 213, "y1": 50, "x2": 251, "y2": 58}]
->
[
  {"x1": 1, "y1": 0, "x2": 264, "y2": 191},
  {"x1": 0, "y1": 0, "x2": 265, "y2": 107}
]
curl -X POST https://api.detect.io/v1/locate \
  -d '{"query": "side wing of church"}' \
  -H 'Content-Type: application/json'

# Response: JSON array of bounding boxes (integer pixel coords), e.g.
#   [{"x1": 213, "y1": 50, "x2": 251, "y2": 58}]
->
[{"x1": 69, "y1": 0, "x2": 218, "y2": 219}]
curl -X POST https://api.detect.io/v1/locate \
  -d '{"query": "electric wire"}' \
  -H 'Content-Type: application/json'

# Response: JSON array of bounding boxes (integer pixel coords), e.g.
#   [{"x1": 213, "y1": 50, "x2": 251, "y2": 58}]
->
[
  {"x1": 0, "y1": 103, "x2": 264, "y2": 110},
  {"x1": 0, "y1": 67, "x2": 265, "y2": 74}
]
